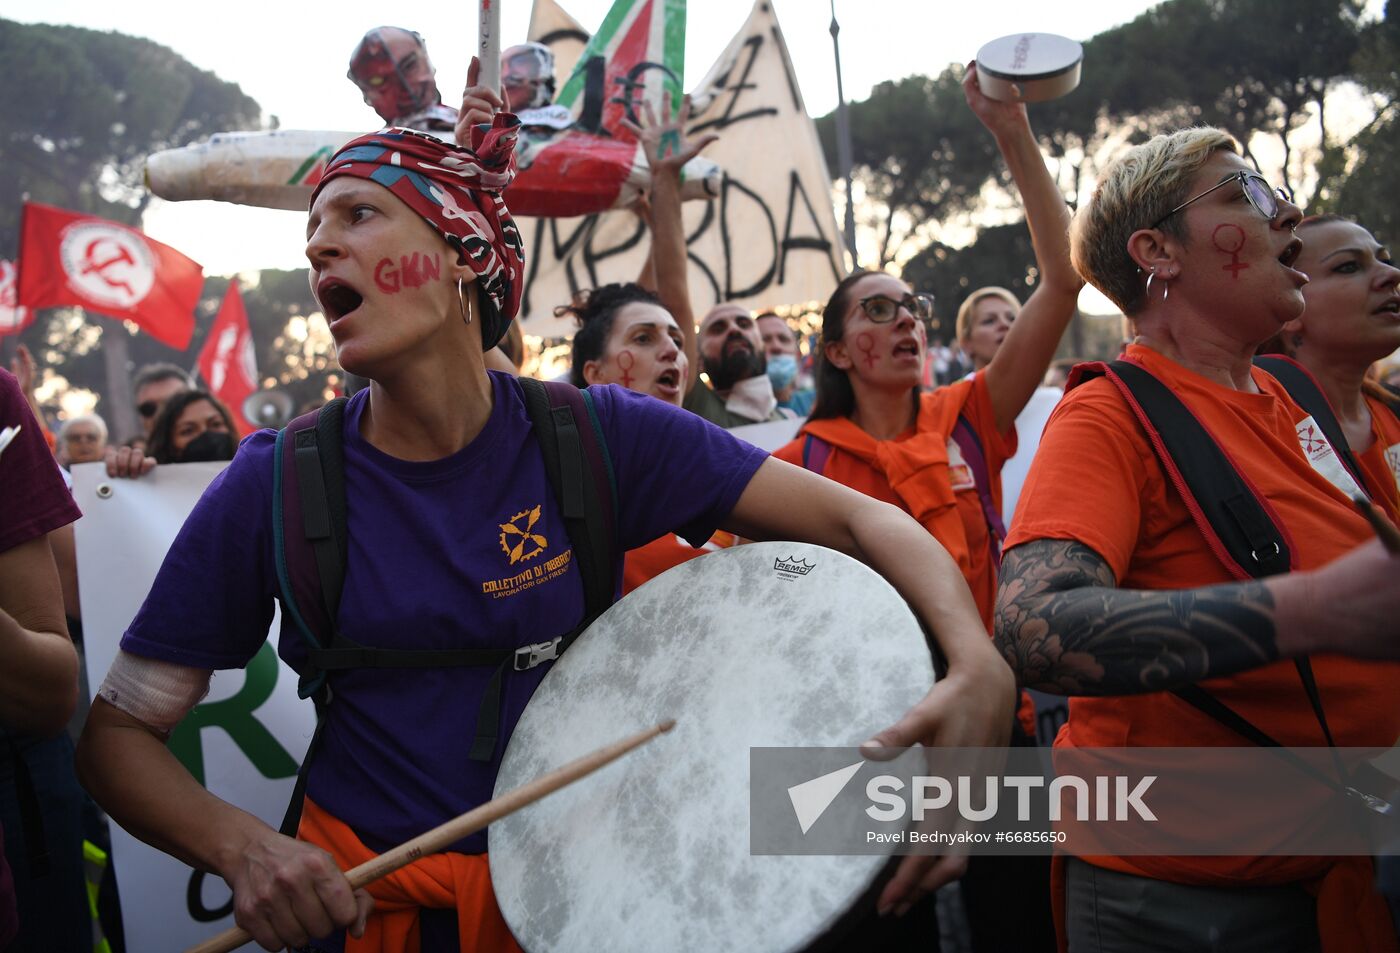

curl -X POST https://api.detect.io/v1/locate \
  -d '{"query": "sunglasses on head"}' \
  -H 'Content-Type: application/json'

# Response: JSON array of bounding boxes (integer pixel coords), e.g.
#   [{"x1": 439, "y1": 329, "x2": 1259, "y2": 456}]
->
[
  {"x1": 137, "y1": 400, "x2": 160, "y2": 419},
  {"x1": 855, "y1": 293, "x2": 936, "y2": 324}
]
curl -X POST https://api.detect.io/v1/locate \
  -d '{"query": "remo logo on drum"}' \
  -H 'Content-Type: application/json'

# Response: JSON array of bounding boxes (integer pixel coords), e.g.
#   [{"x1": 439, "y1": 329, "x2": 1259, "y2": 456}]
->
[
  {"x1": 773, "y1": 555, "x2": 815, "y2": 579},
  {"x1": 58, "y1": 222, "x2": 157, "y2": 311}
]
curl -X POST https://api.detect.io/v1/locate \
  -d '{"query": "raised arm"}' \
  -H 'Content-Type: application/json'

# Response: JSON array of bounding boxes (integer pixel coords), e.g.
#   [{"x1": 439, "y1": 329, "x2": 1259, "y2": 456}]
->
[
  {"x1": 622, "y1": 97, "x2": 717, "y2": 394},
  {"x1": 964, "y1": 63, "x2": 1082, "y2": 433},
  {"x1": 995, "y1": 534, "x2": 1400, "y2": 695}
]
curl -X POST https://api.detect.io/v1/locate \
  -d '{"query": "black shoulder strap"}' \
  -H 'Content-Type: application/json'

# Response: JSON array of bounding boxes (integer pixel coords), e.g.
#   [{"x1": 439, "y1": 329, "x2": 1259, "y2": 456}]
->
[
  {"x1": 1077, "y1": 360, "x2": 1346, "y2": 770},
  {"x1": 1254, "y1": 355, "x2": 1370, "y2": 497},
  {"x1": 1085, "y1": 360, "x2": 1291, "y2": 579},
  {"x1": 519, "y1": 377, "x2": 619, "y2": 623},
  {"x1": 295, "y1": 399, "x2": 350, "y2": 636}
]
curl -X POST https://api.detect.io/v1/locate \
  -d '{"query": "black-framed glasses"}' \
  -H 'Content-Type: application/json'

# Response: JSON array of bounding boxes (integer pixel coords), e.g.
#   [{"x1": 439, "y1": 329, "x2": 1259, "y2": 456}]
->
[
  {"x1": 856, "y1": 293, "x2": 935, "y2": 324},
  {"x1": 1150, "y1": 171, "x2": 1290, "y2": 230},
  {"x1": 137, "y1": 400, "x2": 160, "y2": 419}
]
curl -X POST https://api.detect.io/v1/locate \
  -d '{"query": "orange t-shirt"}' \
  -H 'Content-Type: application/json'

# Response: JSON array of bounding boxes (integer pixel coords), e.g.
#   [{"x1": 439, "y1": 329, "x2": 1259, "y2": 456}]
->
[
  {"x1": 1356, "y1": 393, "x2": 1400, "y2": 525},
  {"x1": 1008, "y1": 344, "x2": 1400, "y2": 885},
  {"x1": 622, "y1": 531, "x2": 736, "y2": 595},
  {"x1": 772, "y1": 373, "x2": 1015, "y2": 630}
]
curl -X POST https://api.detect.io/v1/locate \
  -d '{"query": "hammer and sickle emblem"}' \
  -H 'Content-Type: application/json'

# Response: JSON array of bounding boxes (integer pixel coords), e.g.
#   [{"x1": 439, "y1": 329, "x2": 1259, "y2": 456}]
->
[{"x1": 80, "y1": 239, "x2": 137, "y2": 295}]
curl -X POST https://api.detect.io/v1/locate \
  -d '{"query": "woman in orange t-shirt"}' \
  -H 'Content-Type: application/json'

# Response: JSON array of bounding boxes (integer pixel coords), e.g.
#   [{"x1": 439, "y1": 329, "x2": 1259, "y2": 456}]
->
[
  {"x1": 1267, "y1": 214, "x2": 1400, "y2": 523},
  {"x1": 773, "y1": 63, "x2": 1082, "y2": 634},
  {"x1": 984, "y1": 124, "x2": 1400, "y2": 951}
]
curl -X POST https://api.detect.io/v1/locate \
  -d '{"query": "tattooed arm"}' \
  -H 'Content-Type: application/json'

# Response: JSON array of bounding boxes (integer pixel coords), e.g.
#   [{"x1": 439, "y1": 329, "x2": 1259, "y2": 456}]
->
[{"x1": 995, "y1": 536, "x2": 1400, "y2": 695}]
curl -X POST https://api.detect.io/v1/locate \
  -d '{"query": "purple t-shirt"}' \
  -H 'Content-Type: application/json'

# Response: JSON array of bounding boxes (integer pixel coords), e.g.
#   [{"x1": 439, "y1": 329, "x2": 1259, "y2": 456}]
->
[
  {"x1": 1, "y1": 368, "x2": 82, "y2": 946},
  {"x1": 122, "y1": 373, "x2": 767, "y2": 854}
]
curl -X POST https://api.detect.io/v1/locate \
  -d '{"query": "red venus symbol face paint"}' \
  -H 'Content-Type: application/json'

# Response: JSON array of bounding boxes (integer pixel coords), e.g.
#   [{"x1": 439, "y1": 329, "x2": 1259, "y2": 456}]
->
[
  {"x1": 856, "y1": 332, "x2": 878, "y2": 369},
  {"x1": 616, "y1": 349, "x2": 636, "y2": 389},
  {"x1": 1212, "y1": 224, "x2": 1249, "y2": 279}
]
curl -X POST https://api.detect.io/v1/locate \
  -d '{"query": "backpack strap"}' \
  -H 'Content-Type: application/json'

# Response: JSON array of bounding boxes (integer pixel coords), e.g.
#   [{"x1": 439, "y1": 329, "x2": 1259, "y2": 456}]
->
[
  {"x1": 1254, "y1": 355, "x2": 1371, "y2": 497},
  {"x1": 1072, "y1": 360, "x2": 1347, "y2": 775},
  {"x1": 800, "y1": 433, "x2": 832, "y2": 474},
  {"x1": 950, "y1": 414, "x2": 1008, "y2": 569},
  {"x1": 1070, "y1": 360, "x2": 1292, "y2": 580}
]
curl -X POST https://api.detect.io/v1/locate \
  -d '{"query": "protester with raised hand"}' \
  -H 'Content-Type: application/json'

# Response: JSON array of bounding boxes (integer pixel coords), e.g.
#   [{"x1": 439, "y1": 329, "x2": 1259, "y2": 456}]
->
[
  {"x1": 875, "y1": 117, "x2": 1400, "y2": 948},
  {"x1": 78, "y1": 82, "x2": 1011, "y2": 949}
]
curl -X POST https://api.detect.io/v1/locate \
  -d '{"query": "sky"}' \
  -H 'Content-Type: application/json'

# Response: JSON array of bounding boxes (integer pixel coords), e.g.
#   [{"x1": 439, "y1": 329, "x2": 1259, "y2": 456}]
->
[{"x1": 5, "y1": 0, "x2": 1177, "y2": 280}]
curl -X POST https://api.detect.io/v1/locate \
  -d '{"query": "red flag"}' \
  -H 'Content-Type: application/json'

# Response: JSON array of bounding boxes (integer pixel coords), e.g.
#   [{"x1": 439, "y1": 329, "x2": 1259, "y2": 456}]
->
[
  {"x1": 0, "y1": 260, "x2": 31, "y2": 336},
  {"x1": 17, "y1": 202, "x2": 202, "y2": 349},
  {"x1": 197, "y1": 281, "x2": 259, "y2": 435}
]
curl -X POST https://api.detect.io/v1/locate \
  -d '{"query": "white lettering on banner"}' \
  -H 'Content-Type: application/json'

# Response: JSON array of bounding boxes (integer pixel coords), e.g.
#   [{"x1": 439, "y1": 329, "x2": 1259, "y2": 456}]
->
[
  {"x1": 71, "y1": 462, "x2": 313, "y2": 951},
  {"x1": 1386, "y1": 443, "x2": 1400, "y2": 491},
  {"x1": 1295, "y1": 416, "x2": 1367, "y2": 500}
]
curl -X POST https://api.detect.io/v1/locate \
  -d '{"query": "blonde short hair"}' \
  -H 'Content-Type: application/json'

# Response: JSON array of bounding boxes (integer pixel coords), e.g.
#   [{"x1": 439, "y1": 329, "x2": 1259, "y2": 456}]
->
[
  {"x1": 1070, "y1": 127, "x2": 1239, "y2": 316},
  {"x1": 955, "y1": 287, "x2": 1021, "y2": 344}
]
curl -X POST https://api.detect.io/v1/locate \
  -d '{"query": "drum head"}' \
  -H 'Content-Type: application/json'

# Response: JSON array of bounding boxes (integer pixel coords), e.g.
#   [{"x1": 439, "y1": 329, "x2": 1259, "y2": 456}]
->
[
  {"x1": 490, "y1": 542, "x2": 935, "y2": 952},
  {"x1": 975, "y1": 32, "x2": 1083, "y2": 102}
]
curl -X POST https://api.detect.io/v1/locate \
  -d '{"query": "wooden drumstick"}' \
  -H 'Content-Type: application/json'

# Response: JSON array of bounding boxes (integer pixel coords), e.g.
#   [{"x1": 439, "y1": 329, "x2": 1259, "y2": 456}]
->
[
  {"x1": 186, "y1": 720, "x2": 675, "y2": 953},
  {"x1": 1354, "y1": 496, "x2": 1400, "y2": 554}
]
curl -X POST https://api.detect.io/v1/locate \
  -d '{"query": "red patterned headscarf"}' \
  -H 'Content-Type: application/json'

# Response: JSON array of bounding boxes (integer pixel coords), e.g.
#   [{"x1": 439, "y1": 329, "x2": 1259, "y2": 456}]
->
[{"x1": 311, "y1": 119, "x2": 525, "y2": 349}]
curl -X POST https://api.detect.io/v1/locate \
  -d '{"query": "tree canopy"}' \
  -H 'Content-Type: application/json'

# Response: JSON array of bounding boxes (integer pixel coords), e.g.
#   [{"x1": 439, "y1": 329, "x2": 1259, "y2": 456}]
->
[
  {"x1": 0, "y1": 19, "x2": 342, "y2": 430},
  {"x1": 817, "y1": 0, "x2": 1393, "y2": 345}
]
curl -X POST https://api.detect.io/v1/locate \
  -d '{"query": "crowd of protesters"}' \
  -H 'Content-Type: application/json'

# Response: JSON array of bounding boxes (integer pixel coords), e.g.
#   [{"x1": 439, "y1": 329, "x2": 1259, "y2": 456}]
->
[{"x1": 3, "y1": 26, "x2": 1400, "y2": 953}]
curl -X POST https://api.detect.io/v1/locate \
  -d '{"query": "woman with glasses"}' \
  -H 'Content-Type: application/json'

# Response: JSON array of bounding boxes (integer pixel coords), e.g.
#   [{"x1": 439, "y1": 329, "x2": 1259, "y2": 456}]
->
[
  {"x1": 977, "y1": 122, "x2": 1400, "y2": 949},
  {"x1": 776, "y1": 65, "x2": 1081, "y2": 638},
  {"x1": 1263, "y1": 214, "x2": 1400, "y2": 523},
  {"x1": 774, "y1": 65, "x2": 1079, "y2": 952}
]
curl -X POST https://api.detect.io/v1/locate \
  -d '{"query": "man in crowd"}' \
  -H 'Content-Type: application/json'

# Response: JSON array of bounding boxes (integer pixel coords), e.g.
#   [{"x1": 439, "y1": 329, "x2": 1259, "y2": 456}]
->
[
  {"x1": 756, "y1": 311, "x2": 813, "y2": 417},
  {"x1": 683, "y1": 304, "x2": 789, "y2": 428},
  {"x1": 130, "y1": 364, "x2": 192, "y2": 440}
]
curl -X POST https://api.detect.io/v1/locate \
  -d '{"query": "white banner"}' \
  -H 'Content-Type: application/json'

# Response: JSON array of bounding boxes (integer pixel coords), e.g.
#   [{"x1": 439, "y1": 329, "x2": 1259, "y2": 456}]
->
[
  {"x1": 517, "y1": 0, "x2": 846, "y2": 337},
  {"x1": 71, "y1": 461, "x2": 315, "y2": 952}
]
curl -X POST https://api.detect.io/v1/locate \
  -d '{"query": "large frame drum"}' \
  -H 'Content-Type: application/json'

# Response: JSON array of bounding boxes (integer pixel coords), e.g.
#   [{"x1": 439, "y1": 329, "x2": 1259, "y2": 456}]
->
[{"x1": 490, "y1": 542, "x2": 935, "y2": 952}]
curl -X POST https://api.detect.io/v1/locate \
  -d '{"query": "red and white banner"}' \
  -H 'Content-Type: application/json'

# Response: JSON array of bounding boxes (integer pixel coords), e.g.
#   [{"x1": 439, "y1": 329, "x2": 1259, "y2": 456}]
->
[
  {"x1": 196, "y1": 281, "x2": 258, "y2": 435},
  {"x1": 0, "y1": 260, "x2": 31, "y2": 336},
  {"x1": 17, "y1": 202, "x2": 202, "y2": 349}
]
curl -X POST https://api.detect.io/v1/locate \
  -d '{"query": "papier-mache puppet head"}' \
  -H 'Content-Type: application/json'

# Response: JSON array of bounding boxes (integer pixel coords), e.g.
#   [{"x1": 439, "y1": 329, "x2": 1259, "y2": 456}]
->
[
  {"x1": 349, "y1": 26, "x2": 442, "y2": 124},
  {"x1": 502, "y1": 42, "x2": 557, "y2": 112}
]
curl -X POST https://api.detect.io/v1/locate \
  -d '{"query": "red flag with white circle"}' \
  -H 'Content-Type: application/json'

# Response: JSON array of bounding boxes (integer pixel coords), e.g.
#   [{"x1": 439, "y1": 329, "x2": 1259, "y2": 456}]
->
[
  {"x1": 16, "y1": 202, "x2": 202, "y2": 349},
  {"x1": 0, "y1": 260, "x2": 31, "y2": 336},
  {"x1": 197, "y1": 280, "x2": 259, "y2": 435}
]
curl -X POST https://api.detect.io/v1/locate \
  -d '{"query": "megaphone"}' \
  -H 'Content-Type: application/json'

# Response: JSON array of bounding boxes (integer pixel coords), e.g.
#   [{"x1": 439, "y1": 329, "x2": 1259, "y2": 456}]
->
[{"x1": 242, "y1": 389, "x2": 296, "y2": 430}]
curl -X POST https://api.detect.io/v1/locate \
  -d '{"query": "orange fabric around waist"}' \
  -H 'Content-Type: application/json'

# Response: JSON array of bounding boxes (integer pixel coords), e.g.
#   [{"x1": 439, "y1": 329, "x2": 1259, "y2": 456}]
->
[{"x1": 297, "y1": 796, "x2": 524, "y2": 953}]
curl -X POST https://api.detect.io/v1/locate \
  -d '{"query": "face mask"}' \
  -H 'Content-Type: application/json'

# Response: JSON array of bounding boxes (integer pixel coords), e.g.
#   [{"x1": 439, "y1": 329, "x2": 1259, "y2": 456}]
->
[
  {"x1": 178, "y1": 430, "x2": 236, "y2": 463},
  {"x1": 766, "y1": 354, "x2": 798, "y2": 390}
]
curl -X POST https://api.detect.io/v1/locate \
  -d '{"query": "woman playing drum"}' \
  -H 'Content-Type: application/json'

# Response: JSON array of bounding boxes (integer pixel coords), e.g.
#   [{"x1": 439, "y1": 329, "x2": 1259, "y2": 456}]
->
[{"x1": 75, "y1": 77, "x2": 1013, "y2": 951}]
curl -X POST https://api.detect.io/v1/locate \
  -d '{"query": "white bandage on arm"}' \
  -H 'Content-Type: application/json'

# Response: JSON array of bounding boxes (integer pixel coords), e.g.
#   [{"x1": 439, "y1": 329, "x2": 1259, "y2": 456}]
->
[{"x1": 97, "y1": 650, "x2": 213, "y2": 735}]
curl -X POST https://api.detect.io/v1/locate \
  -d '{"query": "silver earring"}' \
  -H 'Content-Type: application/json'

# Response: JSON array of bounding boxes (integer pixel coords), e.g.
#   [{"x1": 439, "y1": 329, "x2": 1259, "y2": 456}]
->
[
  {"x1": 1145, "y1": 271, "x2": 1155, "y2": 299},
  {"x1": 457, "y1": 277, "x2": 473, "y2": 326},
  {"x1": 1161, "y1": 275, "x2": 1169, "y2": 302}
]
